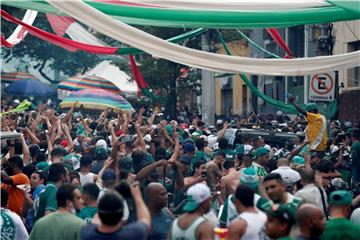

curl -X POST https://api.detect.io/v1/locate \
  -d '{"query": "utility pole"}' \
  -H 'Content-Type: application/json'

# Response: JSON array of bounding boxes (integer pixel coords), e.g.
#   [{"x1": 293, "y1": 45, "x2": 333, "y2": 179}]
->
[
  {"x1": 304, "y1": 25, "x2": 309, "y2": 104},
  {"x1": 201, "y1": 33, "x2": 215, "y2": 125}
]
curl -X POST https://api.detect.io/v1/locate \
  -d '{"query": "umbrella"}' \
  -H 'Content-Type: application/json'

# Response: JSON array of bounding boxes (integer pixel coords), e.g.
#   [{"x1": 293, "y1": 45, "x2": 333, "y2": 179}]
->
[
  {"x1": 1, "y1": 71, "x2": 36, "y2": 83},
  {"x1": 60, "y1": 89, "x2": 134, "y2": 112},
  {"x1": 58, "y1": 74, "x2": 121, "y2": 94},
  {"x1": 5, "y1": 78, "x2": 54, "y2": 97}
]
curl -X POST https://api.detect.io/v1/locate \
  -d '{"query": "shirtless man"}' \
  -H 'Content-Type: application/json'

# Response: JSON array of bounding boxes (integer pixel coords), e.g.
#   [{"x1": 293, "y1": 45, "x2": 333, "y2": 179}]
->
[{"x1": 220, "y1": 161, "x2": 240, "y2": 204}]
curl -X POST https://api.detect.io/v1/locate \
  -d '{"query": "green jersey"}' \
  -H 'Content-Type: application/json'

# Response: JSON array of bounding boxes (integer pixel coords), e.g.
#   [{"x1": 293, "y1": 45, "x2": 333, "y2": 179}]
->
[
  {"x1": 77, "y1": 206, "x2": 97, "y2": 223},
  {"x1": 321, "y1": 218, "x2": 360, "y2": 240},
  {"x1": 34, "y1": 182, "x2": 57, "y2": 222},
  {"x1": 29, "y1": 212, "x2": 85, "y2": 240},
  {"x1": 250, "y1": 162, "x2": 268, "y2": 178}
]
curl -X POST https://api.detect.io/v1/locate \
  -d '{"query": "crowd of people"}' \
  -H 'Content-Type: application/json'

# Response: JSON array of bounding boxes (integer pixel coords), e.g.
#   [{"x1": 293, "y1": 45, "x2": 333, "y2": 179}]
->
[{"x1": 1, "y1": 97, "x2": 360, "y2": 240}]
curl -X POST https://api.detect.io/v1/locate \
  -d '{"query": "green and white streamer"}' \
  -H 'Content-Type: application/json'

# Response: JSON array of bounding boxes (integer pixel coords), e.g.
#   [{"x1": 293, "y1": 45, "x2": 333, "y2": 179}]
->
[
  {"x1": 2, "y1": 0, "x2": 359, "y2": 28},
  {"x1": 45, "y1": 0, "x2": 360, "y2": 77}
]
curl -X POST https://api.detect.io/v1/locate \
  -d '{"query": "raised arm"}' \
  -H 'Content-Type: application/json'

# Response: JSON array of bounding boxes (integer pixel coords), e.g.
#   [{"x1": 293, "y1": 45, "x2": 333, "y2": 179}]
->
[
  {"x1": 20, "y1": 134, "x2": 30, "y2": 165},
  {"x1": 62, "y1": 123, "x2": 73, "y2": 153},
  {"x1": 130, "y1": 181, "x2": 151, "y2": 230},
  {"x1": 289, "y1": 96, "x2": 307, "y2": 116},
  {"x1": 23, "y1": 127, "x2": 40, "y2": 145}
]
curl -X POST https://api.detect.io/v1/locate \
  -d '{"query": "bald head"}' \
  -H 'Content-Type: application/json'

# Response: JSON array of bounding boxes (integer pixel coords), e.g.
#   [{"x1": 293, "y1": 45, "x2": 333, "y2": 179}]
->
[
  {"x1": 145, "y1": 182, "x2": 168, "y2": 210},
  {"x1": 277, "y1": 158, "x2": 289, "y2": 167},
  {"x1": 146, "y1": 182, "x2": 165, "y2": 195},
  {"x1": 297, "y1": 204, "x2": 325, "y2": 238},
  {"x1": 297, "y1": 204, "x2": 322, "y2": 224}
]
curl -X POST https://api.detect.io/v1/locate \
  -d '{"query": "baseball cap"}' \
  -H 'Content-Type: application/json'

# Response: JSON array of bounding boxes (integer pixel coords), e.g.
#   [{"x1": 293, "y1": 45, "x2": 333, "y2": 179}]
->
[
  {"x1": 183, "y1": 143, "x2": 195, "y2": 152},
  {"x1": 179, "y1": 155, "x2": 192, "y2": 165},
  {"x1": 102, "y1": 169, "x2": 117, "y2": 182},
  {"x1": 119, "y1": 157, "x2": 134, "y2": 174},
  {"x1": 183, "y1": 183, "x2": 211, "y2": 212},
  {"x1": 234, "y1": 144, "x2": 245, "y2": 155},
  {"x1": 264, "y1": 204, "x2": 296, "y2": 224},
  {"x1": 36, "y1": 161, "x2": 49, "y2": 171},
  {"x1": 216, "y1": 119, "x2": 223, "y2": 125},
  {"x1": 305, "y1": 103, "x2": 317, "y2": 111},
  {"x1": 253, "y1": 147, "x2": 270, "y2": 159},
  {"x1": 144, "y1": 134, "x2": 152, "y2": 143},
  {"x1": 95, "y1": 146, "x2": 108, "y2": 160},
  {"x1": 240, "y1": 168, "x2": 259, "y2": 190},
  {"x1": 329, "y1": 190, "x2": 352, "y2": 206},
  {"x1": 96, "y1": 139, "x2": 107, "y2": 148}
]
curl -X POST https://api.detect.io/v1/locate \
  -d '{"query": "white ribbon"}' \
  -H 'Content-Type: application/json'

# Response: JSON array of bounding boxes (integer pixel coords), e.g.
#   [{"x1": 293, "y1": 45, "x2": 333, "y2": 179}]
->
[
  {"x1": 6, "y1": 10, "x2": 38, "y2": 46},
  {"x1": 48, "y1": 0, "x2": 360, "y2": 76}
]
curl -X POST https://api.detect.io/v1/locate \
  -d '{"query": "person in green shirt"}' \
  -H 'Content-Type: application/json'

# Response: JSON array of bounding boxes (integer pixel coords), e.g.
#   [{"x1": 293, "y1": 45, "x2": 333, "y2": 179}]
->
[
  {"x1": 250, "y1": 147, "x2": 270, "y2": 177},
  {"x1": 264, "y1": 203, "x2": 297, "y2": 240},
  {"x1": 77, "y1": 183, "x2": 99, "y2": 223},
  {"x1": 321, "y1": 190, "x2": 360, "y2": 240},
  {"x1": 30, "y1": 184, "x2": 85, "y2": 240},
  {"x1": 34, "y1": 163, "x2": 69, "y2": 221}
]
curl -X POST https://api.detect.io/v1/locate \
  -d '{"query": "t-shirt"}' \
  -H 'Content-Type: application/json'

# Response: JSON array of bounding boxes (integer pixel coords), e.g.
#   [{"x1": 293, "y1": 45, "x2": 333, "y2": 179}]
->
[
  {"x1": 29, "y1": 212, "x2": 85, "y2": 240},
  {"x1": 1, "y1": 208, "x2": 29, "y2": 240},
  {"x1": 260, "y1": 192, "x2": 302, "y2": 212},
  {"x1": 321, "y1": 218, "x2": 360, "y2": 240},
  {"x1": 1, "y1": 173, "x2": 30, "y2": 216},
  {"x1": 148, "y1": 208, "x2": 174, "y2": 240},
  {"x1": 80, "y1": 221, "x2": 148, "y2": 240},
  {"x1": 305, "y1": 112, "x2": 327, "y2": 151},
  {"x1": 33, "y1": 182, "x2": 57, "y2": 221},
  {"x1": 77, "y1": 206, "x2": 97, "y2": 223},
  {"x1": 351, "y1": 141, "x2": 360, "y2": 183},
  {"x1": 250, "y1": 162, "x2": 268, "y2": 178},
  {"x1": 194, "y1": 151, "x2": 211, "y2": 163}
]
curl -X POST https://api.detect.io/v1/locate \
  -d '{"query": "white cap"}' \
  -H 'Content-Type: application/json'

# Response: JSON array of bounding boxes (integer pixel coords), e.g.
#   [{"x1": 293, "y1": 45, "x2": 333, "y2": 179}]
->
[
  {"x1": 14, "y1": 99, "x2": 20, "y2": 104},
  {"x1": 216, "y1": 119, "x2": 223, "y2": 125},
  {"x1": 96, "y1": 139, "x2": 107, "y2": 148},
  {"x1": 264, "y1": 144, "x2": 271, "y2": 151},
  {"x1": 144, "y1": 134, "x2": 152, "y2": 142},
  {"x1": 183, "y1": 183, "x2": 211, "y2": 212}
]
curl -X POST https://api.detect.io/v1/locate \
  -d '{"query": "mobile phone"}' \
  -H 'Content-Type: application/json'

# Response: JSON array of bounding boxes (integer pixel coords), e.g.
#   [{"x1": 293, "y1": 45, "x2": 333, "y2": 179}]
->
[{"x1": 201, "y1": 171, "x2": 207, "y2": 178}]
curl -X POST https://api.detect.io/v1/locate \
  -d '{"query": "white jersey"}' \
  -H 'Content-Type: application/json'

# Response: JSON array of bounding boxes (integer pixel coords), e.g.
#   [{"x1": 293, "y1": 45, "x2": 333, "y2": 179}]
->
[
  {"x1": 1, "y1": 208, "x2": 29, "y2": 240},
  {"x1": 238, "y1": 211, "x2": 267, "y2": 240},
  {"x1": 79, "y1": 172, "x2": 96, "y2": 186}
]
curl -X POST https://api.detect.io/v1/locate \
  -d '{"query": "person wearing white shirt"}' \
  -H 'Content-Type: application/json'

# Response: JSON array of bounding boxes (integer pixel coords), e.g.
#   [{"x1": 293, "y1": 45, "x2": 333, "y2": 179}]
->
[
  {"x1": 271, "y1": 158, "x2": 301, "y2": 191},
  {"x1": 295, "y1": 169, "x2": 328, "y2": 217},
  {"x1": 1, "y1": 189, "x2": 29, "y2": 240}
]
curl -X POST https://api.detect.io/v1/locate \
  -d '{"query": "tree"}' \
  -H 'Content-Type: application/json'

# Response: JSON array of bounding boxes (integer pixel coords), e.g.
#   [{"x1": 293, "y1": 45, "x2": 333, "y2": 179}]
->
[
  {"x1": 132, "y1": 26, "x2": 202, "y2": 118},
  {"x1": 1, "y1": 6, "x2": 100, "y2": 83}
]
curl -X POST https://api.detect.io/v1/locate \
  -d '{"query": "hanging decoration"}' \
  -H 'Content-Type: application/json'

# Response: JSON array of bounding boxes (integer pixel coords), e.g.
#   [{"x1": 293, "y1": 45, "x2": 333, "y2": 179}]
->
[
  {"x1": 129, "y1": 54, "x2": 162, "y2": 101},
  {"x1": 266, "y1": 28, "x2": 294, "y2": 58},
  {"x1": 1, "y1": 9, "x2": 38, "y2": 47},
  {"x1": 2, "y1": 0, "x2": 359, "y2": 28},
  {"x1": 0, "y1": 10, "x2": 206, "y2": 56},
  {"x1": 215, "y1": 30, "x2": 338, "y2": 119},
  {"x1": 44, "y1": 0, "x2": 360, "y2": 76}
]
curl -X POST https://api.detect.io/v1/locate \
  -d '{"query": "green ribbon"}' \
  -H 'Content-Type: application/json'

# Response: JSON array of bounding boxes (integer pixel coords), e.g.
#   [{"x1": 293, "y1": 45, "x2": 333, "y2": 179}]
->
[
  {"x1": 0, "y1": 100, "x2": 32, "y2": 117},
  {"x1": 236, "y1": 30, "x2": 281, "y2": 59},
  {"x1": 3, "y1": 0, "x2": 359, "y2": 28},
  {"x1": 116, "y1": 28, "x2": 207, "y2": 55},
  {"x1": 215, "y1": 30, "x2": 301, "y2": 114}
]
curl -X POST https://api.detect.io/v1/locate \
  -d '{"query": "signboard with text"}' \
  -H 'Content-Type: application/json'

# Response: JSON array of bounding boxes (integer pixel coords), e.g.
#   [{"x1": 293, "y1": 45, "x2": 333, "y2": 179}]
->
[{"x1": 309, "y1": 72, "x2": 335, "y2": 101}]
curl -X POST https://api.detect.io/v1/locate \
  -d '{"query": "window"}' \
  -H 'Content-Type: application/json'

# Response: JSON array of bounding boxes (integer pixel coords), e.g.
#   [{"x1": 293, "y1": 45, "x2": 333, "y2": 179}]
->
[{"x1": 347, "y1": 41, "x2": 360, "y2": 88}]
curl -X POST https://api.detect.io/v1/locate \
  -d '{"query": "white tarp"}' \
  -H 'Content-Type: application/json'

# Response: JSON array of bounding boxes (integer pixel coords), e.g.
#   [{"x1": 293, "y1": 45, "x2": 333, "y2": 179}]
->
[{"x1": 85, "y1": 60, "x2": 138, "y2": 94}]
